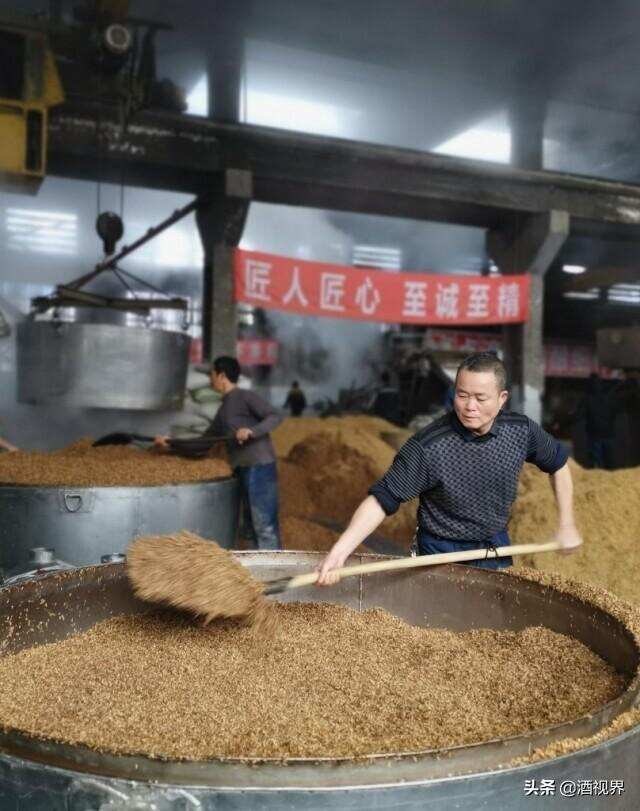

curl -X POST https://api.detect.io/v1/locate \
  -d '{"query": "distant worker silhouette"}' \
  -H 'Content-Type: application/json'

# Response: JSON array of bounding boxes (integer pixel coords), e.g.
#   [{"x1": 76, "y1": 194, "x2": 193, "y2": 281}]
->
[{"x1": 284, "y1": 380, "x2": 307, "y2": 417}]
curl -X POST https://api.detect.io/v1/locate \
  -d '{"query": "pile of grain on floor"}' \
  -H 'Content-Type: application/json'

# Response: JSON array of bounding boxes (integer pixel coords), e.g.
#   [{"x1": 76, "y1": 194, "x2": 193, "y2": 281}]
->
[
  {"x1": 509, "y1": 460, "x2": 640, "y2": 605},
  {"x1": 278, "y1": 428, "x2": 418, "y2": 546},
  {"x1": 273, "y1": 416, "x2": 399, "y2": 475},
  {"x1": 0, "y1": 601, "x2": 623, "y2": 761},
  {"x1": 127, "y1": 532, "x2": 274, "y2": 631},
  {"x1": 277, "y1": 460, "x2": 316, "y2": 518},
  {"x1": 280, "y1": 516, "x2": 342, "y2": 552},
  {"x1": 285, "y1": 432, "x2": 382, "y2": 524},
  {"x1": 0, "y1": 443, "x2": 232, "y2": 487}
]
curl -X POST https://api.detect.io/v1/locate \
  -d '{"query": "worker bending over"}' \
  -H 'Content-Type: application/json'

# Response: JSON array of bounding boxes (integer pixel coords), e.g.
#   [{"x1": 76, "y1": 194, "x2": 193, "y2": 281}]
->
[{"x1": 318, "y1": 352, "x2": 581, "y2": 584}]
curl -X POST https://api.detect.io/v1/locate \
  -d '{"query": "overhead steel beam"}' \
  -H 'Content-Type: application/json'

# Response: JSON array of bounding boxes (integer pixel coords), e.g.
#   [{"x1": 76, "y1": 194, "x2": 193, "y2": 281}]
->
[{"x1": 47, "y1": 101, "x2": 640, "y2": 237}]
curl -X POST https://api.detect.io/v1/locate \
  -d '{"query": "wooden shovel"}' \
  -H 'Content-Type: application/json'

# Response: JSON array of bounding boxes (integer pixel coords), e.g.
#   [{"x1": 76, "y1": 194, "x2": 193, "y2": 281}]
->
[{"x1": 262, "y1": 541, "x2": 567, "y2": 595}]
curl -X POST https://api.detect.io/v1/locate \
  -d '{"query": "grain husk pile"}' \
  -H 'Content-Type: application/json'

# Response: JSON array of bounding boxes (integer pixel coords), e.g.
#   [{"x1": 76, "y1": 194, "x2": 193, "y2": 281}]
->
[
  {"x1": 280, "y1": 516, "x2": 341, "y2": 552},
  {"x1": 276, "y1": 422, "x2": 417, "y2": 544},
  {"x1": 0, "y1": 440, "x2": 231, "y2": 487},
  {"x1": 506, "y1": 567, "x2": 640, "y2": 765},
  {"x1": 510, "y1": 460, "x2": 640, "y2": 605},
  {"x1": 127, "y1": 532, "x2": 274, "y2": 632},
  {"x1": 0, "y1": 600, "x2": 624, "y2": 760}
]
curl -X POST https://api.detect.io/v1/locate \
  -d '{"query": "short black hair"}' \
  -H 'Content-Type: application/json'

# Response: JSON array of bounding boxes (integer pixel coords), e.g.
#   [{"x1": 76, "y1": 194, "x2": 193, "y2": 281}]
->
[
  {"x1": 381, "y1": 371, "x2": 391, "y2": 385},
  {"x1": 456, "y1": 352, "x2": 507, "y2": 392},
  {"x1": 292, "y1": 380, "x2": 299, "y2": 387},
  {"x1": 213, "y1": 356, "x2": 240, "y2": 383}
]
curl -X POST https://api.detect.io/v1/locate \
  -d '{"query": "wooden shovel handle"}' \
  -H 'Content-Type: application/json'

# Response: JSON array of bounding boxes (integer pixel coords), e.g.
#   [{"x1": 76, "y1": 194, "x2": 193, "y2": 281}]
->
[{"x1": 273, "y1": 541, "x2": 565, "y2": 593}]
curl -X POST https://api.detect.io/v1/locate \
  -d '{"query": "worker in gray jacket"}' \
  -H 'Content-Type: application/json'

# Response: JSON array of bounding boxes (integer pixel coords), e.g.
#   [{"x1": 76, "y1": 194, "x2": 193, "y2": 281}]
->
[{"x1": 156, "y1": 356, "x2": 283, "y2": 550}]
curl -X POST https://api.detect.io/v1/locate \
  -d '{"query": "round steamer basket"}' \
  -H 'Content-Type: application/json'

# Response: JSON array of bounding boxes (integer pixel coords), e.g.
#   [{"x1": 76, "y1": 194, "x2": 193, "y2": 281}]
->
[{"x1": 0, "y1": 552, "x2": 638, "y2": 810}]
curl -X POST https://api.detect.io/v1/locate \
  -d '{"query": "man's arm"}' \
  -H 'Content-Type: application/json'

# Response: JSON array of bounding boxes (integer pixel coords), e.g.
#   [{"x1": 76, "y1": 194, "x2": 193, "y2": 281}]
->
[
  {"x1": 317, "y1": 437, "x2": 431, "y2": 585},
  {"x1": 549, "y1": 462, "x2": 582, "y2": 553},
  {"x1": 316, "y1": 496, "x2": 386, "y2": 585},
  {"x1": 241, "y1": 391, "x2": 283, "y2": 439}
]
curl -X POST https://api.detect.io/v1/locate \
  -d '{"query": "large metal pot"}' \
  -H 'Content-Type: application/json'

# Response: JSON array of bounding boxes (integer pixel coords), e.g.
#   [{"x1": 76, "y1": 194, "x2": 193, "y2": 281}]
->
[
  {"x1": 0, "y1": 477, "x2": 239, "y2": 570},
  {"x1": 17, "y1": 320, "x2": 190, "y2": 410},
  {"x1": 0, "y1": 553, "x2": 638, "y2": 810}
]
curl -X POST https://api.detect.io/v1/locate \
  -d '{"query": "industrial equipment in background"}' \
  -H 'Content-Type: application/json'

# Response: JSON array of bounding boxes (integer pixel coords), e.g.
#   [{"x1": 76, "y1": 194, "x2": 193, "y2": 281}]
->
[
  {"x1": 0, "y1": 475, "x2": 239, "y2": 572},
  {"x1": 17, "y1": 200, "x2": 198, "y2": 410},
  {"x1": 383, "y1": 328, "x2": 503, "y2": 427},
  {"x1": 0, "y1": 0, "x2": 185, "y2": 194},
  {"x1": 0, "y1": 17, "x2": 64, "y2": 193}
]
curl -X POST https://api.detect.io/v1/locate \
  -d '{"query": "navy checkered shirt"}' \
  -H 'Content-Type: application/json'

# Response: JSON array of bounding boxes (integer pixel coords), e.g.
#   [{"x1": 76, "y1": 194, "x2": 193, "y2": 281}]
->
[{"x1": 369, "y1": 411, "x2": 568, "y2": 541}]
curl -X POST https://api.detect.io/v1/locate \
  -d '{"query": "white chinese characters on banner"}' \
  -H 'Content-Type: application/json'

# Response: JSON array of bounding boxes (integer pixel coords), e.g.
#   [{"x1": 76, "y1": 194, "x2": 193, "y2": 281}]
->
[
  {"x1": 236, "y1": 250, "x2": 530, "y2": 324},
  {"x1": 244, "y1": 259, "x2": 272, "y2": 302},
  {"x1": 497, "y1": 283, "x2": 520, "y2": 319},
  {"x1": 355, "y1": 276, "x2": 381, "y2": 316},
  {"x1": 435, "y1": 283, "x2": 460, "y2": 319},
  {"x1": 402, "y1": 281, "x2": 428, "y2": 318},
  {"x1": 282, "y1": 266, "x2": 309, "y2": 307},
  {"x1": 467, "y1": 283, "x2": 490, "y2": 318},
  {"x1": 320, "y1": 273, "x2": 346, "y2": 311}
]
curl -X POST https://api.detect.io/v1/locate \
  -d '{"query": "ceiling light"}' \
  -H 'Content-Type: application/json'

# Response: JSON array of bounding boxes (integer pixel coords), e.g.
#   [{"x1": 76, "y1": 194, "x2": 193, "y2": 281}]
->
[
  {"x1": 562, "y1": 264, "x2": 587, "y2": 274},
  {"x1": 563, "y1": 290, "x2": 598, "y2": 300}
]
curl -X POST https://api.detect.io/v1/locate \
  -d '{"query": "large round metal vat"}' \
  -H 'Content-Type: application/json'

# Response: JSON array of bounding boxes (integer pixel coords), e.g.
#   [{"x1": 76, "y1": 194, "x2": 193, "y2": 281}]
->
[
  {"x1": 0, "y1": 477, "x2": 239, "y2": 570},
  {"x1": 17, "y1": 320, "x2": 190, "y2": 410},
  {"x1": 0, "y1": 554, "x2": 638, "y2": 810}
]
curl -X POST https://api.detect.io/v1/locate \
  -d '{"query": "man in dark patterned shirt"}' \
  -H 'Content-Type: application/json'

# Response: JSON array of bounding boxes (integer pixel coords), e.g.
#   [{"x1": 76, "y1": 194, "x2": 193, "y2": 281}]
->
[{"x1": 317, "y1": 352, "x2": 582, "y2": 585}]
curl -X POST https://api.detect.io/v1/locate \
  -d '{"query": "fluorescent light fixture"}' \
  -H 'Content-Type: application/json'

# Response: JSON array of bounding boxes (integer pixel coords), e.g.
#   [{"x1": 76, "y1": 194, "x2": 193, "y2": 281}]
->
[
  {"x1": 608, "y1": 284, "x2": 640, "y2": 304},
  {"x1": 562, "y1": 264, "x2": 587, "y2": 274},
  {"x1": 563, "y1": 290, "x2": 599, "y2": 300},
  {"x1": 352, "y1": 245, "x2": 402, "y2": 272},
  {"x1": 5, "y1": 208, "x2": 77, "y2": 255}
]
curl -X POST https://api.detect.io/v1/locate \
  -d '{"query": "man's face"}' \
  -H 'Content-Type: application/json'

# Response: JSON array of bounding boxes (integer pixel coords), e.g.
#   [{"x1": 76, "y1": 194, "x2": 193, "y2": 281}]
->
[
  {"x1": 210, "y1": 370, "x2": 225, "y2": 393},
  {"x1": 454, "y1": 369, "x2": 508, "y2": 435}
]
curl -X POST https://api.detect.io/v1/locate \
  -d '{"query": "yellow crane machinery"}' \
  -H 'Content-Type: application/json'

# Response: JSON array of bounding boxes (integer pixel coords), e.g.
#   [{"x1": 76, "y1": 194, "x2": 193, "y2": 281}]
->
[
  {"x1": 0, "y1": 24, "x2": 64, "y2": 194},
  {"x1": 1, "y1": 1, "x2": 184, "y2": 195}
]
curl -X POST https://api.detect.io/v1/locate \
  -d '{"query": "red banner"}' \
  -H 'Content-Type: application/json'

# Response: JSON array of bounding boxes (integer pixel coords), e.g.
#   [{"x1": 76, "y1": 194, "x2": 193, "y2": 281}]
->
[
  {"x1": 234, "y1": 250, "x2": 529, "y2": 325},
  {"x1": 424, "y1": 328, "x2": 502, "y2": 354},
  {"x1": 189, "y1": 338, "x2": 279, "y2": 367},
  {"x1": 237, "y1": 339, "x2": 279, "y2": 366},
  {"x1": 544, "y1": 343, "x2": 620, "y2": 379}
]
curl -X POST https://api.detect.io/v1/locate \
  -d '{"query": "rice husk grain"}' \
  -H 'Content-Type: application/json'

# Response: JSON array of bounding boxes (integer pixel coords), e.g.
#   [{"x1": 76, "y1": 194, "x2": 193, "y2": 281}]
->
[
  {"x1": 0, "y1": 601, "x2": 624, "y2": 761},
  {"x1": 272, "y1": 416, "x2": 401, "y2": 471},
  {"x1": 506, "y1": 566, "x2": 640, "y2": 765},
  {"x1": 280, "y1": 516, "x2": 342, "y2": 552},
  {"x1": 127, "y1": 532, "x2": 274, "y2": 632},
  {"x1": 510, "y1": 461, "x2": 640, "y2": 605},
  {"x1": 0, "y1": 443, "x2": 231, "y2": 487}
]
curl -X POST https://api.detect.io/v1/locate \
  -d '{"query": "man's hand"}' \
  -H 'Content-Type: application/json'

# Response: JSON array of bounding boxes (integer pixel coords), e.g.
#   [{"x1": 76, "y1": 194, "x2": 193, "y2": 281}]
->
[
  {"x1": 236, "y1": 427, "x2": 253, "y2": 445},
  {"x1": 316, "y1": 546, "x2": 349, "y2": 587},
  {"x1": 153, "y1": 435, "x2": 170, "y2": 449},
  {"x1": 554, "y1": 524, "x2": 583, "y2": 555}
]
